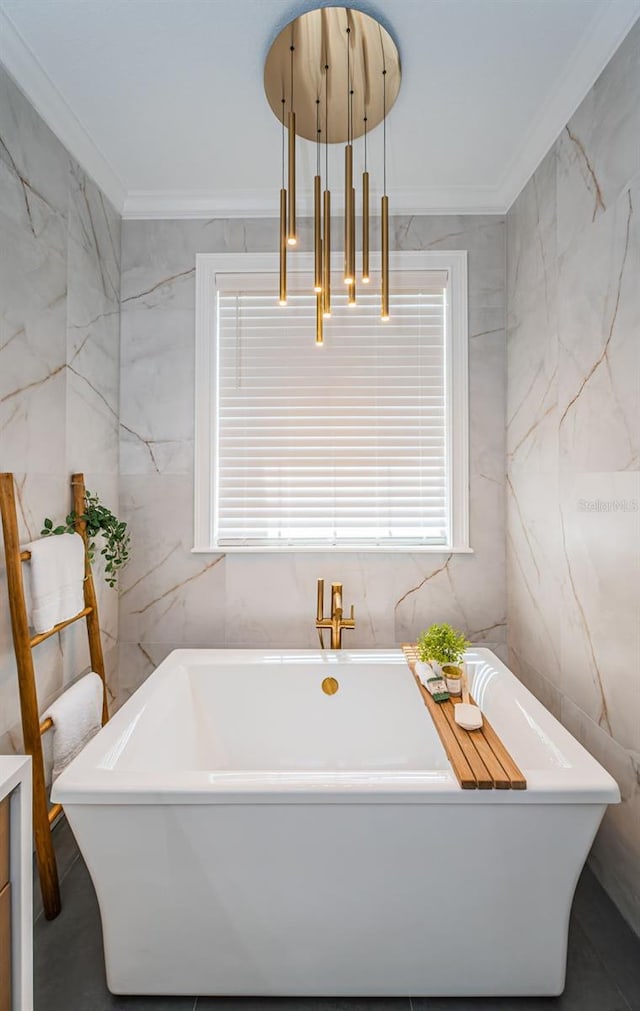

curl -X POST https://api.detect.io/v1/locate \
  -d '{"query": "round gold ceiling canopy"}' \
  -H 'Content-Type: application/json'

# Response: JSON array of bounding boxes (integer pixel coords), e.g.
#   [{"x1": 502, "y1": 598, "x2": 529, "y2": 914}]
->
[{"x1": 264, "y1": 6, "x2": 401, "y2": 144}]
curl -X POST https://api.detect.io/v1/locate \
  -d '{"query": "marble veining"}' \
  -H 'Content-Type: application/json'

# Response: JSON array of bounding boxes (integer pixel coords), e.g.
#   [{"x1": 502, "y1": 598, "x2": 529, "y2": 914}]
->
[
  {"x1": 1, "y1": 8, "x2": 637, "y2": 940},
  {"x1": 0, "y1": 64, "x2": 120, "y2": 760},
  {"x1": 555, "y1": 21, "x2": 640, "y2": 258},
  {"x1": 507, "y1": 19, "x2": 640, "y2": 934},
  {"x1": 119, "y1": 212, "x2": 507, "y2": 694}
]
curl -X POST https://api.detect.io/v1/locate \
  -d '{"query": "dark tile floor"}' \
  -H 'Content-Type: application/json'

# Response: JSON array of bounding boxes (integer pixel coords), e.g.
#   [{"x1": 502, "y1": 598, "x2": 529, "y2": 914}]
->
[{"x1": 34, "y1": 819, "x2": 640, "y2": 1011}]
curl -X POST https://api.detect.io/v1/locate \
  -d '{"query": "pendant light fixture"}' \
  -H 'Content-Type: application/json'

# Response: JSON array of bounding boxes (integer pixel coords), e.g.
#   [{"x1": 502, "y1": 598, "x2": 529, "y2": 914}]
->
[
  {"x1": 315, "y1": 98, "x2": 324, "y2": 345},
  {"x1": 264, "y1": 7, "x2": 401, "y2": 337},
  {"x1": 381, "y1": 62, "x2": 389, "y2": 322},
  {"x1": 362, "y1": 114, "x2": 370, "y2": 285},
  {"x1": 287, "y1": 40, "x2": 297, "y2": 247},
  {"x1": 322, "y1": 57, "x2": 331, "y2": 320},
  {"x1": 279, "y1": 99, "x2": 287, "y2": 305},
  {"x1": 344, "y1": 23, "x2": 353, "y2": 290}
]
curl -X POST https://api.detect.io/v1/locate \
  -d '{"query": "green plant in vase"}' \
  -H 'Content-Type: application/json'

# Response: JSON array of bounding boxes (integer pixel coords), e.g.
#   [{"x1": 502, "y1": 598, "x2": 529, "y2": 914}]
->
[
  {"x1": 41, "y1": 490, "x2": 130, "y2": 589},
  {"x1": 416, "y1": 623, "x2": 470, "y2": 692}
]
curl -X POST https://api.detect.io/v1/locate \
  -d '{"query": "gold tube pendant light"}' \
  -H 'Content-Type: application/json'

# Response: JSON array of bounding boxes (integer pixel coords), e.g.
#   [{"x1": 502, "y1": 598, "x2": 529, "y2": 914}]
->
[
  {"x1": 344, "y1": 23, "x2": 353, "y2": 287},
  {"x1": 287, "y1": 41, "x2": 297, "y2": 246},
  {"x1": 323, "y1": 188, "x2": 331, "y2": 316},
  {"x1": 314, "y1": 175, "x2": 322, "y2": 293},
  {"x1": 350, "y1": 184, "x2": 356, "y2": 294},
  {"x1": 362, "y1": 112, "x2": 369, "y2": 284},
  {"x1": 322, "y1": 58, "x2": 331, "y2": 318},
  {"x1": 279, "y1": 188, "x2": 287, "y2": 305},
  {"x1": 380, "y1": 63, "x2": 389, "y2": 320},
  {"x1": 264, "y1": 7, "x2": 401, "y2": 335},
  {"x1": 279, "y1": 98, "x2": 287, "y2": 305},
  {"x1": 287, "y1": 110, "x2": 297, "y2": 246},
  {"x1": 381, "y1": 194, "x2": 389, "y2": 320},
  {"x1": 344, "y1": 143, "x2": 353, "y2": 284},
  {"x1": 348, "y1": 78, "x2": 356, "y2": 302},
  {"x1": 314, "y1": 99, "x2": 322, "y2": 296},
  {"x1": 348, "y1": 148, "x2": 355, "y2": 302},
  {"x1": 316, "y1": 288, "x2": 324, "y2": 345},
  {"x1": 362, "y1": 170, "x2": 369, "y2": 283}
]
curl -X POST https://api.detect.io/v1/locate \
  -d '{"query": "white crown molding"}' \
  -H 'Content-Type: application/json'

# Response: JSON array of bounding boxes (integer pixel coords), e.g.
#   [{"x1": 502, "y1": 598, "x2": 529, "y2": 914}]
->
[
  {"x1": 0, "y1": 5, "x2": 126, "y2": 213},
  {"x1": 2, "y1": 1, "x2": 638, "y2": 221},
  {"x1": 498, "y1": 0, "x2": 640, "y2": 212},
  {"x1": 120, "y1": 1, "x2": 640, "y2": 220},
  {"x1": 122, "y1": 185, "x2": 507, "y2": 220}
]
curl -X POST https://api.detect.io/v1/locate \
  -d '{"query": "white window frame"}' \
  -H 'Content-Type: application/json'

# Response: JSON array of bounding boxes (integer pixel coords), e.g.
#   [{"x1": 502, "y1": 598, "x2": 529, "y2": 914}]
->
[{"x1": 194, "y1": 250, "x2": 470, "y2": 553}]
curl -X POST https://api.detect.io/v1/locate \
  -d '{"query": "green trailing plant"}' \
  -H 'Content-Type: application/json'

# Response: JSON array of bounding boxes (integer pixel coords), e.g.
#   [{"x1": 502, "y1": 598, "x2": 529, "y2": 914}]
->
[
  {"x1": 41, "y1": 490, "x2": 130, "y2": 589},
  {"x1": 417, "y1": 622, "x2": 469, "y2": 667}
]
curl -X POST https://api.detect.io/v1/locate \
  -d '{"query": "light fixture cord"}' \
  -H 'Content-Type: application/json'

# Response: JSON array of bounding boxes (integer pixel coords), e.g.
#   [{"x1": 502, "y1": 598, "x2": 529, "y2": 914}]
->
[
  {"x1": 290, "y1": 39, "x2": 294, "y2": 113},
  {"x1": 380, "y1": 26, "x2": 387, "y2": 196},
  {"x1": 281, "y1": 98, "x2": 286, "y2": 187},
  {"x1": 316, "y1": 98, "x2": 321, "y2": 176},
  {"x1": 383, "y1": 68, "x2": 387, "y2": 195},
  {"x1": 325, "y1": 62, "x2": 329, "y2": 185},
  {"x1": 346, "y1": 25, "x2": 351, "y2": 143}
]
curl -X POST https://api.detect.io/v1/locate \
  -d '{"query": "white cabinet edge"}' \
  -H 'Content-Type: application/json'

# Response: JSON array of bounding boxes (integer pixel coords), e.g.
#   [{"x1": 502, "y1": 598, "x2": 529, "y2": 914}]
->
[{"x1": 0, "y1": 756, "x2": 33, "y2": 1011}]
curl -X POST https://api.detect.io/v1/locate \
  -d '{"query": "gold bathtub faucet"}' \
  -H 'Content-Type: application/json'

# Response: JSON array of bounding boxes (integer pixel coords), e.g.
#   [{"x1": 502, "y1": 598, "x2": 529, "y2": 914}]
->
[{"x1": 316, "y1": 579, "x2": 355, "y2": 650}]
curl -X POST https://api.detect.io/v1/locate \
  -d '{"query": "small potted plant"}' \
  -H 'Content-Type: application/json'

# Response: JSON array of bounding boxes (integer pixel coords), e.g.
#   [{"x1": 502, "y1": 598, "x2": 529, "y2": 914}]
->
[
  {"x1": 41, "y1": 489, "x2": 130, "y2": 589},
  {"x1": 416, "y1": 623, "x2": 470, "y2": 695}
]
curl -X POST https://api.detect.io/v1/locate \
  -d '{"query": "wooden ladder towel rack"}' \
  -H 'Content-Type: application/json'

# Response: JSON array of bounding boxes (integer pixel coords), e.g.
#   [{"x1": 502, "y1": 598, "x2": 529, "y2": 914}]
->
[{"x1": 0, "y1": 472, "x2": 109, "y2": 920}]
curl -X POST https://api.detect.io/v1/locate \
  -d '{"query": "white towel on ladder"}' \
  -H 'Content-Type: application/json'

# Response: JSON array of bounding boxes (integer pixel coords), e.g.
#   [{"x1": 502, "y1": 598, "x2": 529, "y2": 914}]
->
[
  {"x1": 42, "y1": 672, "x2": 104, "y2": 781},
  {"x1": 22, "y1": 533, "x2": 85, "y2": 634}
]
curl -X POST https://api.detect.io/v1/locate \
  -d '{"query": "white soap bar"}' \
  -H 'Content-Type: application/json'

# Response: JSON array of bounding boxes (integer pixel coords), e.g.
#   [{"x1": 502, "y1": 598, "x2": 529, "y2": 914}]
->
[{"x1": 454, "y1": 702, "x2": 483, "y2": 731}]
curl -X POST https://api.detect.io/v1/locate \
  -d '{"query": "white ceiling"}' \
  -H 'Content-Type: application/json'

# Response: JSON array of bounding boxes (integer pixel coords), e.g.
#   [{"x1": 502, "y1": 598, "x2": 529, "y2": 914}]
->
[{"x1": 0, "y1": 0, "x2": 638, "y2": 217}]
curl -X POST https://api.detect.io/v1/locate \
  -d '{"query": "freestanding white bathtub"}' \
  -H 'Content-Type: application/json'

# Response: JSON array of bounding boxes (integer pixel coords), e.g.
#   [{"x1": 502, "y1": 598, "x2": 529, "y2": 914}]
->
[{"x1": 52, "y1": 648, "x2": 619, "y2": 998}]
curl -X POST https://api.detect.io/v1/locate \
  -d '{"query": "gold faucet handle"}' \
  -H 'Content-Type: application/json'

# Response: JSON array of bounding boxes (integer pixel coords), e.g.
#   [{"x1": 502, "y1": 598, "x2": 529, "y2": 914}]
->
[
  {"x1": 316, "y1": 578, "x2": 325, "y2": 621},
  {"x1": 340, "y1": 602, "x2": 355, "y2": 629}
]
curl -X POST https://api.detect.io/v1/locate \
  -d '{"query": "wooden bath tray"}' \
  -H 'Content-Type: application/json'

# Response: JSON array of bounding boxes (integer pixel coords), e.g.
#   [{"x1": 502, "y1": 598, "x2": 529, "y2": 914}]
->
[{"x1": 401, "y1": 644, "x2": 527, "y2": 791}]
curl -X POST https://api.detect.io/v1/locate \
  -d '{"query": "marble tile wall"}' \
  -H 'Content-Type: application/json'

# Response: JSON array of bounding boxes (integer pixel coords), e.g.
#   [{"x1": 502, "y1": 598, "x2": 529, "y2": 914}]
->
[
  {"x1": 118, "y1": 213, "x2": 507, "y2": 700},
  {"x1": 506, "y1": 21, "x2": 640, "y2": 934},
  {"x1": 0, "y1": 65, "x2": 121, "y2": 757},
  {"x1": 4, "y1": 7, "x2": 636, "y2": 940}
]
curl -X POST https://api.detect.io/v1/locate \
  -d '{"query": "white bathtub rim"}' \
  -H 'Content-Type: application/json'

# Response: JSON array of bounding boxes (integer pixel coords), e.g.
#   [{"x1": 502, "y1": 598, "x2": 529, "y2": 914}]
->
[
  {"x1": 56, "y1": 783, "x2": 617, "y2": 805},
  {"x1": 52, "y1": 647, "x2": 620, "y2": 807}
]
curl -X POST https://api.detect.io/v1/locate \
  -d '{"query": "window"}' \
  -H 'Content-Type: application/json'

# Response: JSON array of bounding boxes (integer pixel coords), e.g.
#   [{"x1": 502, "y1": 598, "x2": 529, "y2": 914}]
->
[{"x1": 194, "y1": 252, "x2": 469, "y2": 552}]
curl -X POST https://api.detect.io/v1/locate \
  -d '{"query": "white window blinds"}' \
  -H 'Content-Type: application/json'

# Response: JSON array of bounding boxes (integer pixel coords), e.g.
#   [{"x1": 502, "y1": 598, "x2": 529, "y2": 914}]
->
[{"x1": 214, "y1": 271, "x2": 450, "y2": 548}]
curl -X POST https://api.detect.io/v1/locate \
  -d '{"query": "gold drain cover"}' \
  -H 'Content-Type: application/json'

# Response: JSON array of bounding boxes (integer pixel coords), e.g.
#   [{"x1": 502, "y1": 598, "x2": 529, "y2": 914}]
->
[{"x1": 321, "y1": 676, "x2": 339, "y2": 695}]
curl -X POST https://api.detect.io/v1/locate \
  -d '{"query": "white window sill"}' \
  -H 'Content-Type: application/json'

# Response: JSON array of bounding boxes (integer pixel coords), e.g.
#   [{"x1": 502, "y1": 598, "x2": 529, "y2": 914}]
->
[{"x1": 191, "y1": 545, "x2": 474, "y2": 554}]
